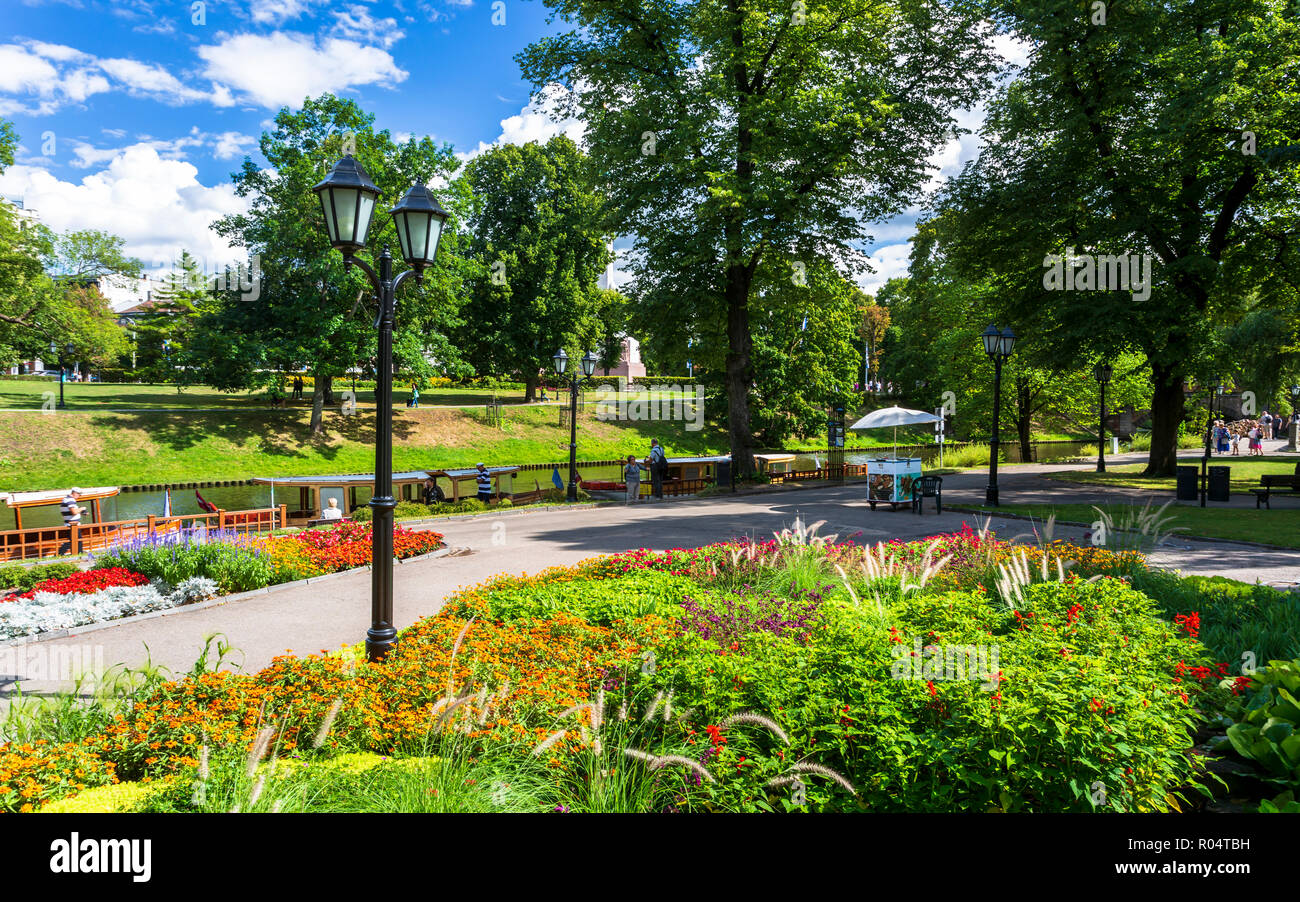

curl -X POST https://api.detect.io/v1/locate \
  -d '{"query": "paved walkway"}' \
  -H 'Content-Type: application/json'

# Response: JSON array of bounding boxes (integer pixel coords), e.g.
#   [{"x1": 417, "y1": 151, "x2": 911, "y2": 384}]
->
[{"x1": 3, "y1": 449, "x2": 1297, "y2": 700}]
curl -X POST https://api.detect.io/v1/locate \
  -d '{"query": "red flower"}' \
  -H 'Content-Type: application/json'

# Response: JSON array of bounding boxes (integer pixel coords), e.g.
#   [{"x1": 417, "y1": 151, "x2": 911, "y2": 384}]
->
[{"x1": 13, "y1": 567, "x2": 148, "y2": 600}]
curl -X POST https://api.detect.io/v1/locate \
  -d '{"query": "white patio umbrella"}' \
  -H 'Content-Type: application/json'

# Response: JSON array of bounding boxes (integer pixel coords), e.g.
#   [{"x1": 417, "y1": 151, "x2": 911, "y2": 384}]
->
[{"x1": 848, "y1": 406, "x2": 942, "y2": 458}]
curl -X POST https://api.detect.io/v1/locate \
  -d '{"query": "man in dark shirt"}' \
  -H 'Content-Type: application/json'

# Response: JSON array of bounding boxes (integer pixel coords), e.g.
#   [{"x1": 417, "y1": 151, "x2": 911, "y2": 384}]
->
[{"x1": 475, "y1": 464, "x2": 493, "y2": 503}]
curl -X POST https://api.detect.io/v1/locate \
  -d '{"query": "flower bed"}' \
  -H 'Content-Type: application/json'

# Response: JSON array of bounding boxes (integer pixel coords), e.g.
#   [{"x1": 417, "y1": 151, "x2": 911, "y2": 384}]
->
[
  {"x1": 0, "y1": 524, "x2": 445, "y2": 643},
  {"x1": 3, "y1": 525, "x2": 1276, "y2": 814}
]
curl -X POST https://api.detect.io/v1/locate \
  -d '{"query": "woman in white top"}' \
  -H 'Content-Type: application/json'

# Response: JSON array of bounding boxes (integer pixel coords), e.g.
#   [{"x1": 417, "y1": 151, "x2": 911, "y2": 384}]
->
[{"x1": 320, "y1": 497, "x2": 344, "y2": 520}]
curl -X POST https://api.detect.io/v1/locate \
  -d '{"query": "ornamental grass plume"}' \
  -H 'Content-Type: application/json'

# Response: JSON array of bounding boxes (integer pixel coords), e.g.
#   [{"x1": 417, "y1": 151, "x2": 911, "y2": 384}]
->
[
  {"x1": 434, "y1": 692, "x2": 477, "y2": 730},
  {"x1": 623, "y1": 747, "x2": 715, "y2": 783},
  {"x1": 445, "y1": 616, "x2": 476, "y2": 698},
  {"x1": 642, "y1": 690, "x2": 664, "y2": 722},
  {"x1": 312, "y1": 698, "x2": 344, "y2": 749},
  {"x1": 246, "y1": 726, "x2": 275, "y2": 778},
  {"x1": 787, "y1": 761, "x2": 857, "y2": 797},
  {"x1": 717, "y1": 712, "x2": 790, "y2": 745},
  {"x1": 532, "y1": 729, "x2": 567, "y2": 757}
]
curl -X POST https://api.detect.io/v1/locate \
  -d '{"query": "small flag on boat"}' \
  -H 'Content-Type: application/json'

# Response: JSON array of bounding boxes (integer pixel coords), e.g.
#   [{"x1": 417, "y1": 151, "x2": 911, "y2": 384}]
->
[
  {"x1": 163, "y1": 487, "x2": 171, "y2": 517},
  {"x1": 194, "y1": 489, "x2": 218, "y2": 513},
  {"x1": 552, "y1": 467, "x2": 564, "y2": 491}
]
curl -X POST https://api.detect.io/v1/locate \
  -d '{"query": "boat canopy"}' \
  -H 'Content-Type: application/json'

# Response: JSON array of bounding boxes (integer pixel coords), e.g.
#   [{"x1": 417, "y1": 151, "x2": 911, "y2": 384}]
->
[
  {"x1": 0, "y1": 486, "x2": 120, "y2": 508},
  {"x1": 251, "y1": 471, "x2": 432, "y2": 487}
]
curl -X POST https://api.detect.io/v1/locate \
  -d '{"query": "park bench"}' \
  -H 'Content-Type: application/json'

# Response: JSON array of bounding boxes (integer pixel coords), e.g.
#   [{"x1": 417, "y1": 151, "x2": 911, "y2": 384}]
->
[{"x1": 1250, "y1": 463, "x2": 1300, "y2": 509}]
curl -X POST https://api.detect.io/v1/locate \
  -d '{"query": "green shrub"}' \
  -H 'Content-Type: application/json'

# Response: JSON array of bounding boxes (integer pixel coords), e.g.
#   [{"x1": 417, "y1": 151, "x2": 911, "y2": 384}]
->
[
  {"x1": 444, "y1": 569, "x2": 698, "y2": 626},
  {"x1": 350, "y1": 506, "x2": 372, "y2": 522},
  {"x1": 0, "y1": 562, "x2": 81, "y2": 592},
  {"x1": 1219, "y1": 659, "x2": 1300, "y2": 790},
  {"x1": 1130, "y1": 571, "x2": 1300, "y2": 664},
  {"x1": 393, "y1": 500, "x2": 432, "y2": 519},
  {"x1": 647, "y1": 577, "x2": 1208, "y2": 812},
  {"x1": 939, "y1": 443, "x2": 1005, "y2": 469}
]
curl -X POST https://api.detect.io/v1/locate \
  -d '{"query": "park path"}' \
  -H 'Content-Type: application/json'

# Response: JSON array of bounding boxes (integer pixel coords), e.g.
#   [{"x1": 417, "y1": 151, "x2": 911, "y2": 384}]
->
[{"x1": 3, "y1": 450, "x2": 1297, "y2": 701}]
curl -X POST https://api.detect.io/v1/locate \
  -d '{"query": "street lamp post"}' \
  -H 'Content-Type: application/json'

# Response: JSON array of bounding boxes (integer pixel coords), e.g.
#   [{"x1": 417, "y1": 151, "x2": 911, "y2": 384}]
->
[
  {"x1": 52, "y1": 342, "x2": 74, "y2": 408},
  {"x1": 1093, "y1": 363, "x2": 1113, "y2": 472},
  {"x1": 554, "y1": 348, "x2": 598, "y2": 502},
  {"x1": 1199, "y1": 380, "x2": 1224, "y2": 508},
  {"x1": 314, "y1": 155, "x2": 448, "y2": 662},
  {"x1": 1288, "y1": 385, "x2": 1300, "y2": 453},
  {"x1": 981, "y1": 324, "x2": 1016, "y2": 506}
]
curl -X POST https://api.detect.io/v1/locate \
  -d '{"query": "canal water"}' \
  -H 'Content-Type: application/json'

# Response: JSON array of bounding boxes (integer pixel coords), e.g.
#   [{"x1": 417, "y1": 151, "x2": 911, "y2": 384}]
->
[{"x1": 1, "y1": 441, "x2": 1093, "y2": 530}]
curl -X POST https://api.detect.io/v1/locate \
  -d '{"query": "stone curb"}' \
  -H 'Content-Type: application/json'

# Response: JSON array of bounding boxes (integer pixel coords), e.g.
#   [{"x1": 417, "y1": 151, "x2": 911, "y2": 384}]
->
[{"x1": 0, "y1": 547, "x2": 455, "y2": 650}]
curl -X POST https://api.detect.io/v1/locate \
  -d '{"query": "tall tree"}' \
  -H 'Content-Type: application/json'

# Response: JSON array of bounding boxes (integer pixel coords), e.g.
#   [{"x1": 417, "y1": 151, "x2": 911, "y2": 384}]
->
[
  {"x1": 203, "y1": 94, "x2": 469, "y2": 433},
  {"x1": 456, "y1": 137, "x2": 611, "y2": 399},
  {"x1": 935, "y1": 0, "x2": 1300, "y2": 475},
  {"x1": 518, "y1": 0, "x2": 998, "y2": 475}
]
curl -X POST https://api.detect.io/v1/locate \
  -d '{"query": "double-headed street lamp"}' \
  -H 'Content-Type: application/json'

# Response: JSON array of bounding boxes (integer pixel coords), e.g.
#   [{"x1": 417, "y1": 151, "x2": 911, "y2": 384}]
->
[
  {"x1": 1093, "y1": 363, "x2": 1113, "y2": 472},
  {"x1": 1200, "y1": 379, "x2": 1225, "y2": 508},
  {"x1": 313, "y1": 154, "x2": 449, "y2": 662},
  {"x1": 554, "y1": 347, "x2": 599, "y2": 502},
  {"x1": 981, "y1": 324, "x2": 1016, "y2": 506}
]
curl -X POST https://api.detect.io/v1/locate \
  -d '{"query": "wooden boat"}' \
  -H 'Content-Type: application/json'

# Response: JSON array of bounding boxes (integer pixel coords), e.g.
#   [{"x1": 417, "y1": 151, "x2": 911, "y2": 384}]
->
[
  {"x1": 753, "y1": 453, "x2": 797, "y2": 475},
  {"x1": 253, "y1": 466, "x2": 523, "y2": 521},
  {"x1": 0, "y1": 486, "x2": 192, "y2": 560}
]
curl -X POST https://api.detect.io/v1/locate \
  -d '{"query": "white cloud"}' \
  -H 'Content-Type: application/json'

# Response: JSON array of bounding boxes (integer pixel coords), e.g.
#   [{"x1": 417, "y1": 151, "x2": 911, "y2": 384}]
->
[
  {"x1": 459, "y1": 84, "x2": 585, "y2": 161},
  {"x1": 212, "y1": 131, "x2": 258, "y2": 160},
  {"x1": 0, "y1": 144, "x2": 250, "y2": 272},
  {"x1": 857, "y1": 242, "x2": 912, "y2": 296},
  {"x1": 332, "y1": 5, "x2": 406, "y2": 49},
  {"x1": 99, "y1": 58, "x2": 213, "y2": 104},
  {"x1": 198, "y1": 32, "x2": 408, "y2": 109},
  {"x1": 247, "y1": 0, "x2": 324, "y2": 25},
  {"x1": 0, "y1": 41, "x2": 219, "y2": 115}
]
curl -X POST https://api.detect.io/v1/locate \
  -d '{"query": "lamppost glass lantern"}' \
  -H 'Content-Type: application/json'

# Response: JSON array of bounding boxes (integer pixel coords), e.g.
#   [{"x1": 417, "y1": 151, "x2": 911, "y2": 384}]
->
[
  {"x1": 998, "y1": 327, "x2": 1016, "y2": 358},
  {"x1": 1093, "y1": 363, "x2": 1112, "y2": 384},
  {"x1": 581, "y1": 350, "x2": 598, "y2": 377},
  {"x1": 390, "y1": 182, "x2": 449, "y2": 270},
  {"x1": 981, "y1": 324, "x2": 1001, "y2": 358},
  {"x1": 312, "y1": 155, "x2": 382, "y2": 254},
  {"x1": 553, "y1": 348, "x2": 569, "y2": 375}
]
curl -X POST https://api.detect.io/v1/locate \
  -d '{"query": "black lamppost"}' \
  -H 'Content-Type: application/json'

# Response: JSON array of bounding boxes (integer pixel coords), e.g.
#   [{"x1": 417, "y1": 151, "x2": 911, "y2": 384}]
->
[
  {"x1": 1289, "y1": 384, "x2": 1300, "y2": 453},
  {"x1": 554, "y1": 348, "x2": 598, "y2": 502},
  {"x1": 52, "y1": 341, "x2": 74, "y2": 408},
  {"x1": 314, "y1": 155, "x2": 448, "y2": 662},
  {"x1": 1093, "y1": 363, "x2": 1113, "y2": 472},
  {"x1": 981, "y1": 324, "x2": 1015, "y2": 506},
  {"x1": 1199, "y1": 379, "x2": 1224, "y2": 508}
]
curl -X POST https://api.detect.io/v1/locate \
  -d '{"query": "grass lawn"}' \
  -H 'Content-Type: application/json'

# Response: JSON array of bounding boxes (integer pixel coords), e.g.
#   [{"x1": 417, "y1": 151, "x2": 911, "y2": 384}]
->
[
  {"x1": 1042, "y1": 455, "x2": 1300, "y2": 493},
  {"x1": 967, "y1": 500, "x2": 1300, "y2": 549},
  {"x1": 0, "y1": 404, "x2": 737, "y2": 490}
]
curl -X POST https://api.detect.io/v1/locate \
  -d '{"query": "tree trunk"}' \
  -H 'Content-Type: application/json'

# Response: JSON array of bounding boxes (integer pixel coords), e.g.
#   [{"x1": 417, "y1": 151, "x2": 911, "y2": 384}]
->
[
  {"x1": 1015, "y1": 377, "x2": 1033, "y2": 462},
  {"x1": 321, "y1": 375, "x2": 334, "y2": 407},
  {"x1": 725, "y1": 261, "x2": 756, "y2": 477},
  {"x1": 1144, "y1": 364, "x2": 1185, "y2": 476},
  {"x1": 524, "y1": 375, "x2": 538, "y2": 403},
  {"x1": 310, "y1": 371, "x2": 326, "y2": 435}
]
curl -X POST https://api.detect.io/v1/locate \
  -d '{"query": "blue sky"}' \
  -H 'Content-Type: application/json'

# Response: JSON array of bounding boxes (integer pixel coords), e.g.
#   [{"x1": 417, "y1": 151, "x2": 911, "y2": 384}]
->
[{"x1": 0, "y1": 0, "x2": 1025, "y2": 291}]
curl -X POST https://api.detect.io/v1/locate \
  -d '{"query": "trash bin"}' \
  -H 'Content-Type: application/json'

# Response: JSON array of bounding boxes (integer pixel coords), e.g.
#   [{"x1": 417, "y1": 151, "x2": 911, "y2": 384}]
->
[
  {"x1": 1175, "y1": 466, "x2": 1198, "y2": 501},
  {"x1": 716, "y1": 459, "x2": 731, "y2": 488},
  {"x1": 1208, "y1": 466, "x2": 1230, "y2": 503}
]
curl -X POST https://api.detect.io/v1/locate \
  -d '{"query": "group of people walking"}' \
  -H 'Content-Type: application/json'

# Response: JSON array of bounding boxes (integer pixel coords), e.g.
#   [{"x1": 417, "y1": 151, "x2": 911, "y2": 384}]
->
[
  {"x1": 623, "y1": 439, "x2": 668, "y2": 503},
  {"x1": 1211, "y1": 414, "x2": 1285, "y2": 456}
]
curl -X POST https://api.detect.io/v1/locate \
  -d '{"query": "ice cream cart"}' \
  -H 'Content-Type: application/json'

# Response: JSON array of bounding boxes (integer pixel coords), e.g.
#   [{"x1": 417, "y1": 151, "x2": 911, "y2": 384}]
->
[
  {"x1": 849, "y1": 406, "x2": 942, "y2": 511},
  {"x1": 865, "y1": 458, "x2": 922, "y2": 510}
]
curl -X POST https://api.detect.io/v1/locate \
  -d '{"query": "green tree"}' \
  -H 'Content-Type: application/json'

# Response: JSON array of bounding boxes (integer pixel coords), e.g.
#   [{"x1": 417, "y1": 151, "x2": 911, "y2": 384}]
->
[
  {"x1": 202, "y1": 94, "x2": 469, "y2": 433},
  {"x1": 456, "y1": 137, "x2": 611, "y2": 399},
  {"x1": 934, "y1": 0, "x2": 1300, "y2": 475},
  {"x1": 518, "y1": 0, "x2": 999, "y2": 475}
]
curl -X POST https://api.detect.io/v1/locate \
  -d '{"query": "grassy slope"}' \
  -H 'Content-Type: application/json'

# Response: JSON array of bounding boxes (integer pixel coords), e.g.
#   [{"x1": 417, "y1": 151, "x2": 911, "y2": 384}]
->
[
  {"x1": 970, "y1": 501, "x2": 1300, "y2": 549},
  {"x1": 0, "y1": 405, "x2": 739, "y2": 489}
]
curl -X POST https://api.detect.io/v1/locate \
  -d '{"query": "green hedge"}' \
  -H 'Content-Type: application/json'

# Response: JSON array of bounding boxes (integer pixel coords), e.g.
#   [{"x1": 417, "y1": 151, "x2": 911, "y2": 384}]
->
[{"x1": 0, "y1": 562, "x2": 81, "y2": 593}]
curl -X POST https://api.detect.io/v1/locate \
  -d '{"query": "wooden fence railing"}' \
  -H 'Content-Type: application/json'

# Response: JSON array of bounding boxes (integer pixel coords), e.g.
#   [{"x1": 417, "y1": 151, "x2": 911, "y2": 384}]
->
[
  {"x1": 767, "y1": 465, "x2": 867, "y2": 484},
  {"x1": 0, "y1": 505, "x2": 288, "y2": 562}
]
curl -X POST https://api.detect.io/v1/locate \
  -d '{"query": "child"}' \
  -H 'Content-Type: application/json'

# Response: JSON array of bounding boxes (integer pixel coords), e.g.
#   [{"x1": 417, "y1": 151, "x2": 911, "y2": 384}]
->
[
  {"x1": 1248, "y1": 425, "x2": 1262, "y2": 456},
  {"x1": 1231, "y1": 429, "x2": 1241, "y2": 455}
]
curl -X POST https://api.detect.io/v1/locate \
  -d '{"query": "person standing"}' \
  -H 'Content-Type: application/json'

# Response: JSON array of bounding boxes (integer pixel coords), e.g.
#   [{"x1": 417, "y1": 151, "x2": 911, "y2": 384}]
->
[
  {"x1": 649, "y1": 439, "x2": 667, "y2": 499},
  {"x1": 58, "y1": 487, "x2": 84, "y2": 555},
  {"x1": 410, "y1": 383, "x2": 420, "y2": 408},
  {"x1": 1261, "y1": 411, "x2": 1273, "y2": 440},
  {"x1": 623, "y1": 455, "x2": 642, "y2": 503},
  {"x1": 475, "y1": 463, "x2": 493, "y2": 503},
  {"x1": 1248, "y1": 424, "x2": 1262, "y2": 456},
  {"x1": 1231, "y1": 428, "x2": 1241, "y2": 456}
]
